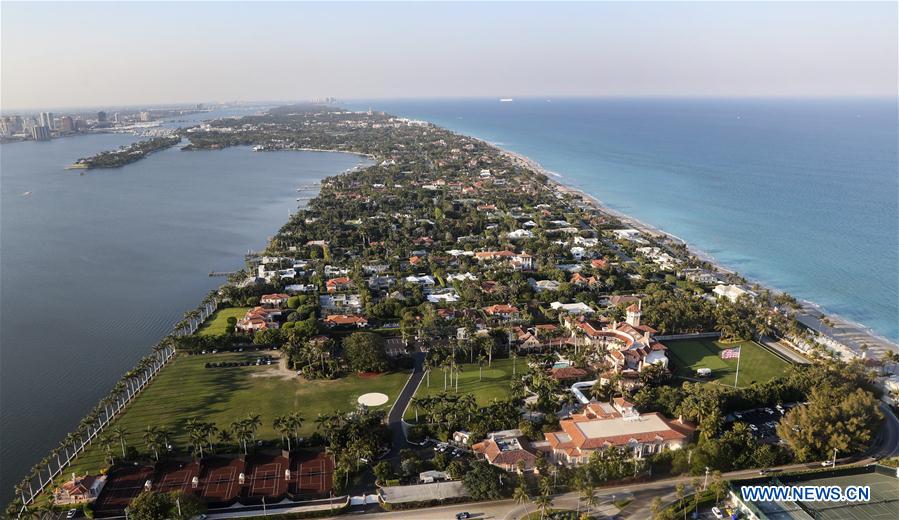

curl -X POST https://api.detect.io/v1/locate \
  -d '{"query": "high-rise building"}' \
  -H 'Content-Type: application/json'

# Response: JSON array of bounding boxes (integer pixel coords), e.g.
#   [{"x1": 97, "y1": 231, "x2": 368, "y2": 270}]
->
[
  {"x1": 39, "y1": 112, "x2": 55, "y2": 129},
  {"x1": 139, "y1": 111, "x2": 152, "y2": 122},
  {"x1": 59, "y1": 116, "x2": 75, "y2": 133},
  {"x1": 31, "y1": 125, "x2": 51, "y2": 141},
  {"x1": 2, "y1": 115, "x2": 24, "y2": 134},
  {"x1": 97, "y1": 111, "x2": 107, "y2": 122},
  {"x1": 113, "y1": 112, "x2": 120, "y2": 123}
]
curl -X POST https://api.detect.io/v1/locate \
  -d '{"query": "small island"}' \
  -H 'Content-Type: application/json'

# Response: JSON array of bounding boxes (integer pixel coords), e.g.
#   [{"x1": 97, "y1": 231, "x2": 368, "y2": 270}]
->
[{"x1": 68, "y1": 135, "x2": 181, "y2": 169}]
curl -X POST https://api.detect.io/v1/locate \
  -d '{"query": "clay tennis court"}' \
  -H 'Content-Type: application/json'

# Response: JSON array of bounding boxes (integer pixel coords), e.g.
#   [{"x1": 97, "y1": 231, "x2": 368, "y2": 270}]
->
[
  {"x1": 199, "y1": 457, "x2": 245, "y2": 504},
  {"x1": 92, "y1": 465, "x2": 154, "y2": 516},
  {"x1": 92, "y1": 451, "x2": 334, "y2": 516},
  {"x1": 291, "y1": 451, "x2": 334, "y2": 497},
  {"x1": 154, "y1": 460, "x2": 200, "y2": 494},
  {"x1": 244, "y1": 453, "x2": 289, "y2": 498}
]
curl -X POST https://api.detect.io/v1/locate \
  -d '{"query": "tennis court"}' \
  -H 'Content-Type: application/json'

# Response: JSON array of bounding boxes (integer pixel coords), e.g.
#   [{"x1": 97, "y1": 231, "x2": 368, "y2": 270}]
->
[
  {"x1": 796, "y1": 471, "x2": 899, "y2": 520},
  {"x1": 199, "y1": 457, "x2": 245, "y2": 504},
  {"x1": 740, "y1": 466, "x2": 899, "y2": 520},
  {"x1": 92, "y1": 465, "x2": 154, "y2": 515},
  {"x1": 92, "y1": 451, "x2": 334, "y2": 515},
  {"x1": 245, "y1": 454, "x2": 289, "y2": 498},
  {"x1": 154, "y1": 461, "x2": 200, "y2": 493},
  {"x1": 292, "y1": 451, "x2": 334, "y2": 496}
]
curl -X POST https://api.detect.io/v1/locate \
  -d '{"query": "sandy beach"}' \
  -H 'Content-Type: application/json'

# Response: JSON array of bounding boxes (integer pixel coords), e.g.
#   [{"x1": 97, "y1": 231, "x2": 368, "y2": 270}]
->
[{"x1": 491, "y1": 142, "x2": 899, "y2": 359}]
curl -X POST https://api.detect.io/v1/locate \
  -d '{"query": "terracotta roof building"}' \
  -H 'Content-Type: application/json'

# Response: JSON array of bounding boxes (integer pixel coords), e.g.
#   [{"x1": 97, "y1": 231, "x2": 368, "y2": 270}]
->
[
  {"x1": 53, "y1": 474, "x2": 106, "y2": 505},
  {"x1": 237, "y1": 307, "x2": 282, "y2": 332},
  {"x1": 323, "y1": 314, "x2": 368, "y2": 328},
  {"x1": 326, "y1": 277, "x2": 354, "y2": 293},
  {"x1": 472, "y1": 430, "x2": 544, "y2": 473},
  {"x1": 260, "y1": 293, "x2": 290, "y2": 307},
  {"x1": 544, "y1": 400, "x2": 694, "y2": 465}
]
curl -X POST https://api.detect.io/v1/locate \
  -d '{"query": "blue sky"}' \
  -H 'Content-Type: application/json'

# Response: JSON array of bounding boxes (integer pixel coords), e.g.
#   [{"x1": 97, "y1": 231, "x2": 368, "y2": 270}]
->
[{"x1": 2, "y1": 1, "x2": 896, "y2": 110}]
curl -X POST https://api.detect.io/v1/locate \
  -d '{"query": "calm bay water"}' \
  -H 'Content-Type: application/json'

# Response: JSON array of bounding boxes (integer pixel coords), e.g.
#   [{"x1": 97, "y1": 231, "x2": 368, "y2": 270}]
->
[
  {"x1": 353, "y1": 97, "x2": 898, "y2": 342},
  {"x1": 0, "y1": 122, "x2": 365, "y2": 501}
]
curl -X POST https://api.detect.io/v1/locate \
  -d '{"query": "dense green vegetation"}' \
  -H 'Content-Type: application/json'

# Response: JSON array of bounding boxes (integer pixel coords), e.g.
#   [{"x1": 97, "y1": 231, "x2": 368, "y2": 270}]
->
[{"x1": 73, "y1": 136, "x2": 181, "y2": 168}]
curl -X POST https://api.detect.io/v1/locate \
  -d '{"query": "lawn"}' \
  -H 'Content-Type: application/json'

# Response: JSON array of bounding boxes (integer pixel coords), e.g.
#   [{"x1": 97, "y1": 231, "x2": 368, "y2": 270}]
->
[
  {"x1": 197, "y1": 306, "x2": 250, "y2": 336},
  {"x1": 666, "y1": 339, "x2": 790, "y2": 387},
  {"x1": 405, "y1": 357, "x2": 518, "y2": 420},
  {"x1": 60, "y1": 351, "x2": 410, "y2": 478}
]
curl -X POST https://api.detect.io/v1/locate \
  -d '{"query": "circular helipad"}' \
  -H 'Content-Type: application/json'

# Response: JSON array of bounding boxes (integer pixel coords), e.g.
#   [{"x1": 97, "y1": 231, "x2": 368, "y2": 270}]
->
[{"x1": 357, "y1": 392, "x2": 389, "y2": 406}]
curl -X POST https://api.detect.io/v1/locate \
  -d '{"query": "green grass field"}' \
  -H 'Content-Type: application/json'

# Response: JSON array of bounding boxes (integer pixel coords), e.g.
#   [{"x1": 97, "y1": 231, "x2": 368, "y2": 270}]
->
[
  {"x1": 60, "y1": 351, "x2": 409, "y2": 478},
  {"x1": 666, "y1": 339, "x2": 790, "y2": 387},
  {"x1": 197, "y1": 307, "x2": 250, "y2": 336},
  {"x1": 405, "y1": 357, "x2": 518, "y2": 420}
]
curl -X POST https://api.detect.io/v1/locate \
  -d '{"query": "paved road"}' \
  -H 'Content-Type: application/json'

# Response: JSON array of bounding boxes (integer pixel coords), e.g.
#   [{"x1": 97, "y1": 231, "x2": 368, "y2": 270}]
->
[
  {"x1": 873, "y1": 403, "x2": 899, "y2": 458},
  {"x1": 386, "y1": 351, "x2": 426, "y2": 460},
  {"x1": 759, "y1": 335, "x2": 811, "y2": 365}
]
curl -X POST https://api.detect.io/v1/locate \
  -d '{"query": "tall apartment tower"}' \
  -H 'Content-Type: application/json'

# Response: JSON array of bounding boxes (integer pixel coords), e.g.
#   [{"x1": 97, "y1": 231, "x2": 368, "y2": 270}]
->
[{"x1": 39, "y1": 112, "x2": 55, "y2": 129}]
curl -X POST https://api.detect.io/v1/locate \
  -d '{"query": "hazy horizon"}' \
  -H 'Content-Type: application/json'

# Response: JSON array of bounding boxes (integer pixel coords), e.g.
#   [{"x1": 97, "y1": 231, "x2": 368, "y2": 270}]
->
[{"x1": 2, "y1": 1, "x2": 897, "y2": 111}]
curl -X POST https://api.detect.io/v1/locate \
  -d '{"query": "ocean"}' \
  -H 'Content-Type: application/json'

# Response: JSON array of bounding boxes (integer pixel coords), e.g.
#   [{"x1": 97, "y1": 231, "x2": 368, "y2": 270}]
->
[
  {"x1": 349, "y1": 97, "x2": 898, "y2": 343},
  {"x1": 0, "y1": 111, "x2": 367, "y2": 503}
]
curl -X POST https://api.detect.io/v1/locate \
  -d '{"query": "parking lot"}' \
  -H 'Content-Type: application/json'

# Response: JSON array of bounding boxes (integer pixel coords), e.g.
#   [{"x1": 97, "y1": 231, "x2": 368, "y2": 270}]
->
[{"x1": 727, "y1": 403, "x2": 798, "y2": 443}]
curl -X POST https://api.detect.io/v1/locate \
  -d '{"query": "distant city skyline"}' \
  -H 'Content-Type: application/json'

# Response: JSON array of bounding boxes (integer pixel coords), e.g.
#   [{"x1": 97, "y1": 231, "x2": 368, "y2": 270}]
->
[{"x1": 2, "y1": 1, "x2": 896, "y2": 111}]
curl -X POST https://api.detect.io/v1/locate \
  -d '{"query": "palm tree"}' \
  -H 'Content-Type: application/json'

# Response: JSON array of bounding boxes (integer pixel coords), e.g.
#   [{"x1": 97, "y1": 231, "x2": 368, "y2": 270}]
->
[
  {"x1": 580, "y1": 484, "x2": 597, "y2": 516},
  {"x1": 534, "y1": 488, "x2": 553, "y2": 519},
  {"x1": 217, "y1": 428, "x2": 234, "y2": 452},
  {"x1": 513, "y1": 483, "x2": 531, "y2": 518},
  {"x1": 14, "y1": 483, "x2": 28, "y2": 508},
  {"x1": 143, "y1": 426, "x2": 163, "y2": 461},
  {"x1": 111, "y1": 426, "x2": 128, "y2": 458},
  {"x1": 231, "y1": 419, "x2": 253, "y2": 454},
  {"x1": 675, "y1": 483, "x2": 687, "y2": 520},
  {"x1": 247, "y1": 414, "x2": 262, "y2": 442},
  {"x1": 186, "y1": 418, "x2": 204, "y2": 458},
  {"x1": 98, "y1": 435, "x2": 115, "y2": 465},
  {"x1": 274, "y1": 415, "x2": 292, "y2": 451},
  {"x1": 50, "y1": 447, "x2": 62, "y2": 475}
]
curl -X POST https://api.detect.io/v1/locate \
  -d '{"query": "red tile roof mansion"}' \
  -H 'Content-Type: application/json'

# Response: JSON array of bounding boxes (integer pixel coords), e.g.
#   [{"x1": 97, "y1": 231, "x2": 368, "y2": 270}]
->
[{"x1": 544, "y1": 399, "x2": 694, "y2": 464}]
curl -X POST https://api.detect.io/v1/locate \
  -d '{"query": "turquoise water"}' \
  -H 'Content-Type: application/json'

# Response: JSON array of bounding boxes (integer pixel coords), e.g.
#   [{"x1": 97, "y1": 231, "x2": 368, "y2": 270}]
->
[
  {"x1": 0, "y1": 113, "x2": 366, "y2": 502},
  {"x1": 351, "y1": 98, "x2": 898, "y2": 342}
]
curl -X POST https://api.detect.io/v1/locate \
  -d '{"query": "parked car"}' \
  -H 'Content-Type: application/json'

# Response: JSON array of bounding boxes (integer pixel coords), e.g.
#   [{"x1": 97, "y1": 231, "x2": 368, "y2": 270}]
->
[
  {"x1": 455, "y1": 513, "x2": 471, "y2": 520},
  {"x1": 66, "y1": 509, "x2": 78, "y2": 519},
  {"x1": 711, "y1": 506, "x2": 724, "y2": 519}
]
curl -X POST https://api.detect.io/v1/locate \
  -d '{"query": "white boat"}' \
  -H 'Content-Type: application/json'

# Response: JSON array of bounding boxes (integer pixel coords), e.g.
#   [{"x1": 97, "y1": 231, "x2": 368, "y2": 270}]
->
[
  {"x1": 252, "y1": 145, "x2": 264, "y2": 152},
  {"x1": 499, "y1": 98, "x2": 514, "y2": 102}
]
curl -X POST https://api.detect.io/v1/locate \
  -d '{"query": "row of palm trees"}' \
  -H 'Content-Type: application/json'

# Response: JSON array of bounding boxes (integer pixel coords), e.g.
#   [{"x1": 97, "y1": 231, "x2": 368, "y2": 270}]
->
[
  {"x1": 172, "y1": 290, "x2": 219, "y2": 337},
  {"x1": 12, "y1": 292, "x2": 219, "y2": 514},
  {"x1": 12, "y1": 339, "x2": 177, "y2": 512},
  {"x1": 94, "y1": 412, "x2": 308, "y2": 468},
  {"x1": 513, "y1": 477, "x2": 601, "y2": 519},
  {"x1": 409, "y1": 393, "x2": 477, "y2": 427}
]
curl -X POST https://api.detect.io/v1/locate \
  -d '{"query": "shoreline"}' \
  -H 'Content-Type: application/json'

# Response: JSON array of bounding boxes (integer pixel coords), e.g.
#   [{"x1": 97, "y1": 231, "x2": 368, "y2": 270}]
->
[{"x1": 488, "y1": 141, "x2": 899, "y2": 358}]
